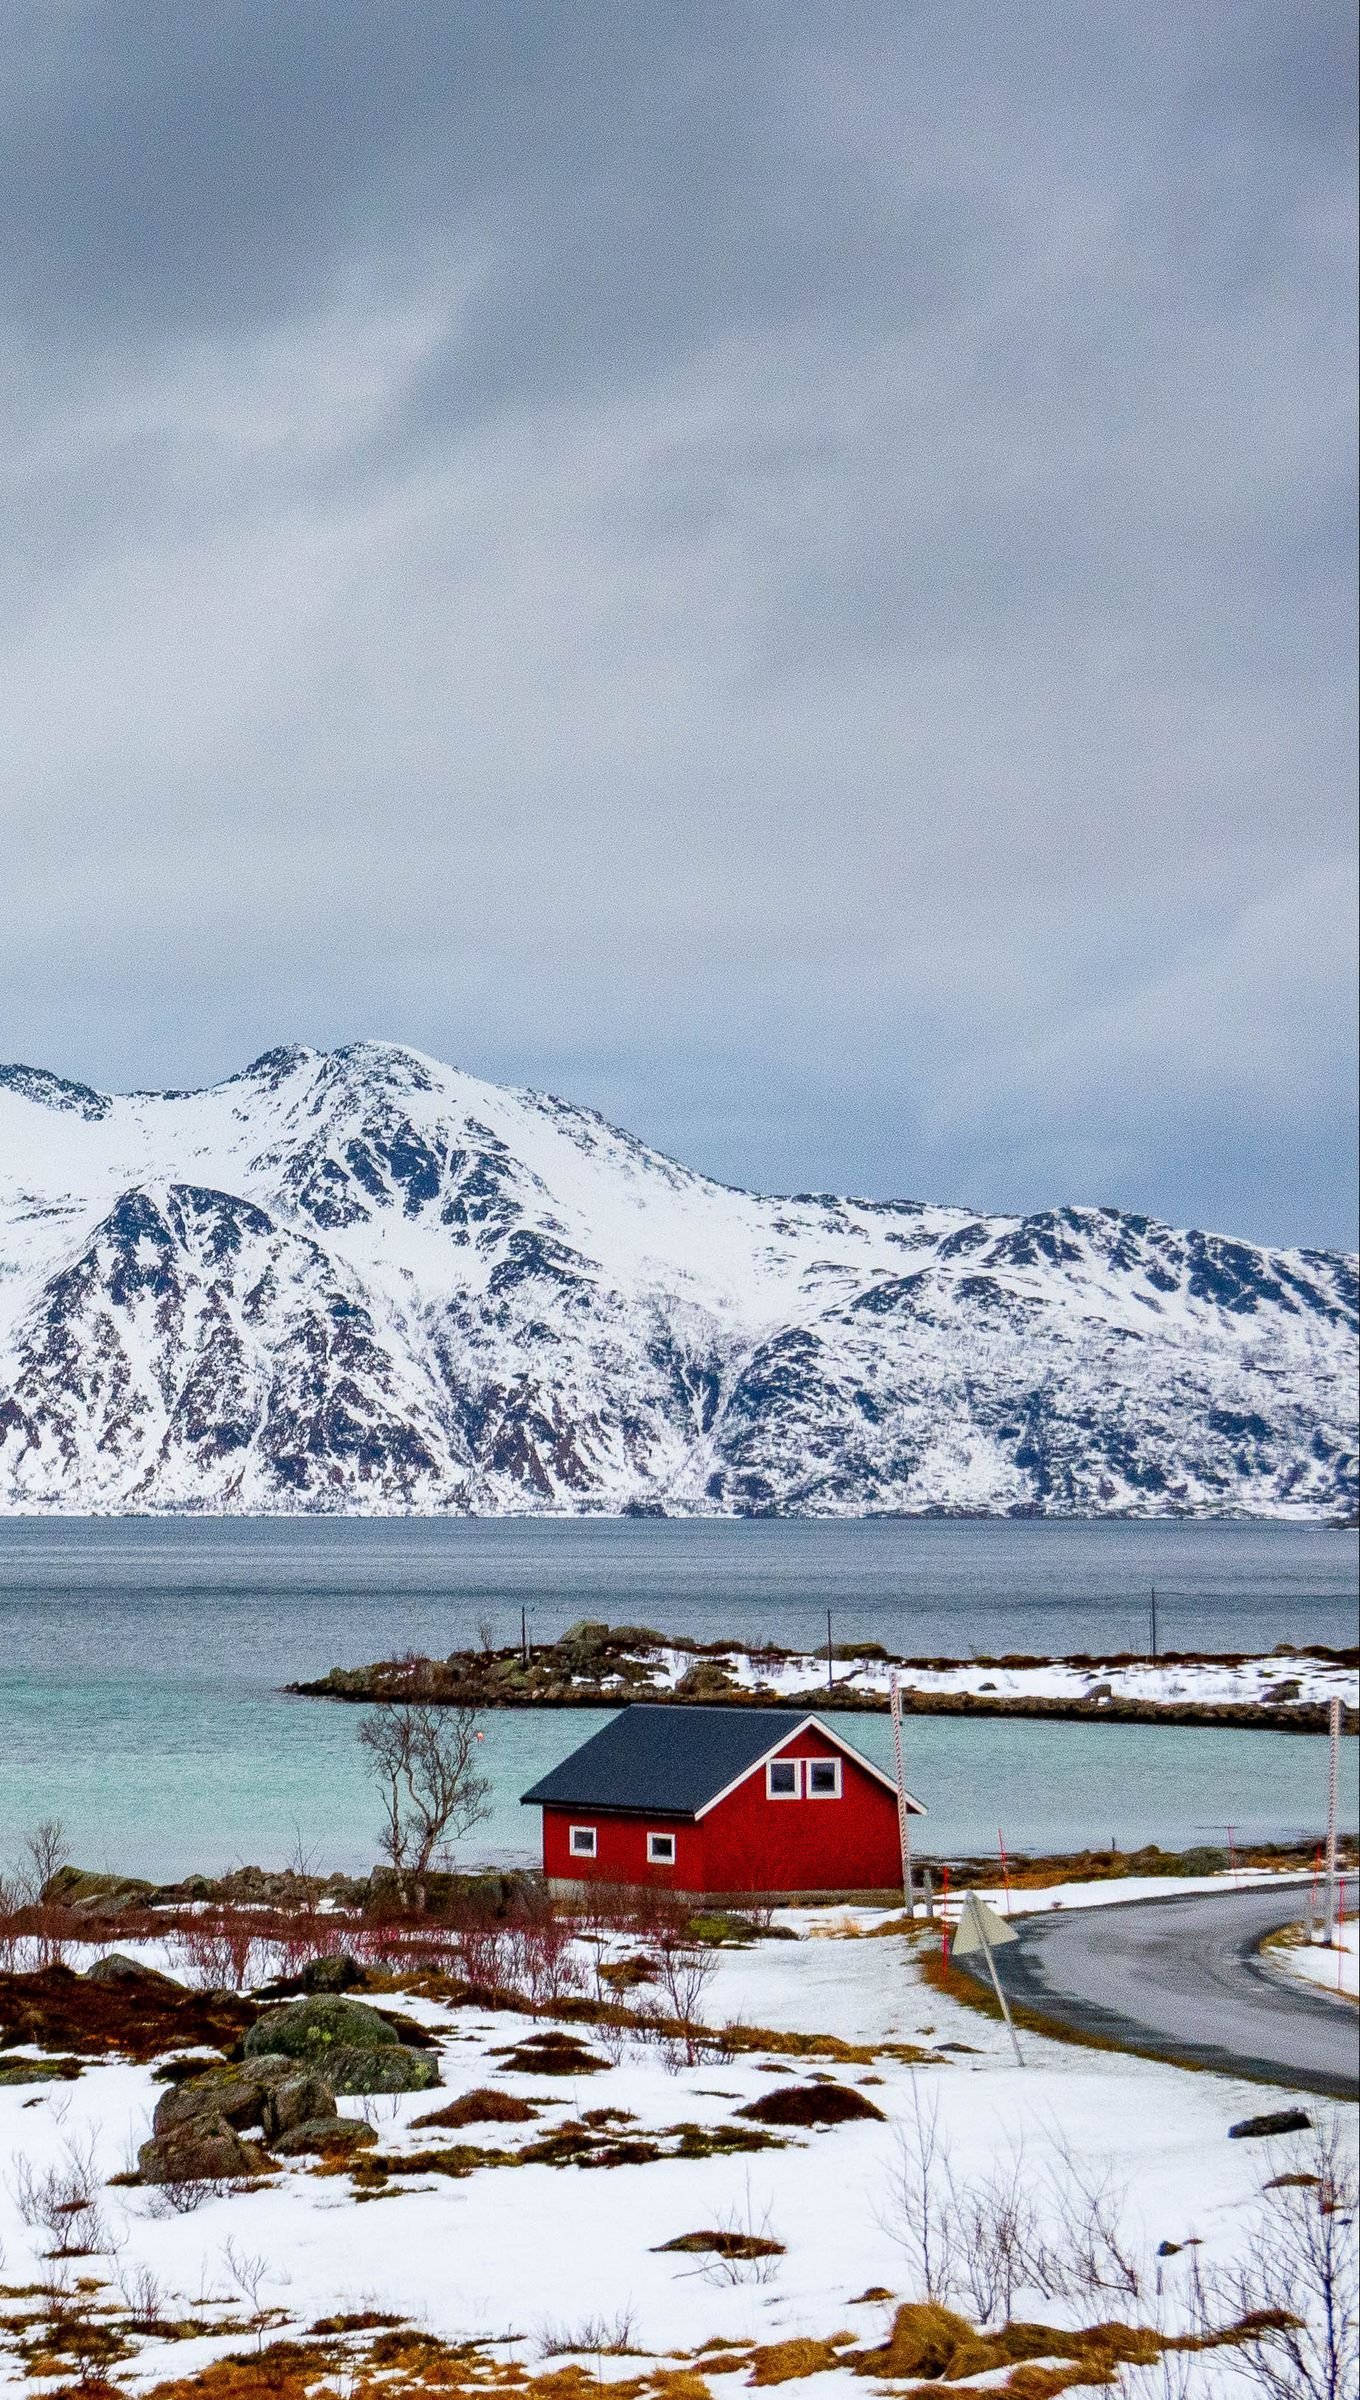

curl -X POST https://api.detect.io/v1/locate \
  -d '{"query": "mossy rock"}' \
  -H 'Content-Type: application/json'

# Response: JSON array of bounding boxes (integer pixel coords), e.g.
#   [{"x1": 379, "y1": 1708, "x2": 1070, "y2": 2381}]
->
[
  {"x1": 273, "y1": 2116, "x2": 378, "y2": 2157},
  {"x1": 322, "y1": 2043, "x2": 439, "y2": 2095},
  {"x1": 0, "y1": 2055, "x2": 83, "y2": 2086},
  {"x1": 244, "y1": 1994, "x2": 400, "y2": 2061}
]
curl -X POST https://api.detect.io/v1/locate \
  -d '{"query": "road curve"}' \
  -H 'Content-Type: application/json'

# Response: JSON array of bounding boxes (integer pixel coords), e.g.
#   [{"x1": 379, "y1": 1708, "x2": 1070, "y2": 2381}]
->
[{"x1": 982, "y1": 1879, "x2": 1358, "y2": 2099}]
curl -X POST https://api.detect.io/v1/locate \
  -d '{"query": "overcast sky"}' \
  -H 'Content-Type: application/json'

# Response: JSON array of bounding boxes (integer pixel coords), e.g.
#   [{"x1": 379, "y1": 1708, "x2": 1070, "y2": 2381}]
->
[{"x1": 3, "y1": 2, "x2": 1355, "y2": 1248}]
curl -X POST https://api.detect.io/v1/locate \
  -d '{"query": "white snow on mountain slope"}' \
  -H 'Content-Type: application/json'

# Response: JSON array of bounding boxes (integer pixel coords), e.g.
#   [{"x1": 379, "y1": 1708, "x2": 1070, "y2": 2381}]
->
[{"x1": 0, "y1": 1041, "x2": 1355, "y2": 1517}]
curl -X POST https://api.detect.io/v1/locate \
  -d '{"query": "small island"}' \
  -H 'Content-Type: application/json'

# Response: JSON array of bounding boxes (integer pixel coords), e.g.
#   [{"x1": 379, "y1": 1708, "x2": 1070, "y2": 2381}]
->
[{"x1": 289, "y1": 1621, "x2": 1359, "y2": 1733}]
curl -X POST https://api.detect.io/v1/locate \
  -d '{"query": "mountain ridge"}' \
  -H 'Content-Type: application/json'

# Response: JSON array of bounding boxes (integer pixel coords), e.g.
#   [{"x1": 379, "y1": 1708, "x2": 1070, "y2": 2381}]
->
[{"x1": 1, "y1": 1041, "x2": 1354, "y2": 1519}]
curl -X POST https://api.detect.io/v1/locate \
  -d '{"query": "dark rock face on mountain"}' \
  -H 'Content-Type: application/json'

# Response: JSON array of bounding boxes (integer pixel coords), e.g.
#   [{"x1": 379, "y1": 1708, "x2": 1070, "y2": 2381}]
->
[{"x1": 0, "y1": 1042, "x2": 1354, "y2": 1517}]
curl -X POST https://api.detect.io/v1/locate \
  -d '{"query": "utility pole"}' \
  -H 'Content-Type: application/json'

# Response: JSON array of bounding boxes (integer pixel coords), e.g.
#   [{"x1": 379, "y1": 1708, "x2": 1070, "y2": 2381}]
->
[
  {"x1": 1323, "y1": 1695, "x2": 1341, "y2": 1945},
  {"x1": 889, "y1": 1669, "x2": 914, "y2": 1918},
  {"x1": 521, "y1": 1605, "x2": 529, "y2": 1667},
  {"x1": 1150, "y1": 1585, "x2": 1158, "y2": 1663},
  {"x1": 827, "y1": 1608, "x2": 834, "y2": 1696}
]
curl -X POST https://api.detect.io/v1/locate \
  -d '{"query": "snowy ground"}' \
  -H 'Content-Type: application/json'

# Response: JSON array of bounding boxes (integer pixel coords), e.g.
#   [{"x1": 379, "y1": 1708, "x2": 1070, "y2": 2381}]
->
[
  {"x1": 1, "y1": 1900, "x2": 1353, "y2": 2396},
  {"x1": 1266, "y1": 1914, "x2": 1358, "y2": 2003},
  {"x1": 638, "y1": 1643, "x2": 1358, "y2": 1714}
]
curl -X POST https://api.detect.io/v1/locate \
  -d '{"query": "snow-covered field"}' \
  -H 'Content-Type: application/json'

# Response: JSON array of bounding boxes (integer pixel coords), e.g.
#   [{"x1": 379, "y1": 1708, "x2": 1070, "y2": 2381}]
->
[
  {"x1": 631, "y1": 1644, "x2": 1358, "y2": 1714},
  {"x1": 1, "y1": 1904, "x2": 1352, "y2": 2397}
]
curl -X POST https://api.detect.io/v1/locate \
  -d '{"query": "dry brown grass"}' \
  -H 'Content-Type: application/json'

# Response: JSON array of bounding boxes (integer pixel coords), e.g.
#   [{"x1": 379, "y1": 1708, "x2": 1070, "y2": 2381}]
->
[
  {"x1": 414, "y1": 2086, "x2": 540, "y2": 2128},
  {"x1": 736, "y1": 2081, "x2": 885, "y2": 2127},
  {"x1": 747, "y1": 2337, "x2": 844, "y2": 2384}
]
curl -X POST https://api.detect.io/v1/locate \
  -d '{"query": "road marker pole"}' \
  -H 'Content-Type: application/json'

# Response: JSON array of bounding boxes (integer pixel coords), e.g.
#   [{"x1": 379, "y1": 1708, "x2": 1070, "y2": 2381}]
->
[
  {"x1": 889, "y1": 1669, "x2": 914, "y2": 1919},
  {"x1": 953, "y1": 1890, "x2": 1023, "y2": 2068},
  {"x1": 1308, "y1": 1843, "x2": 1323, "y2": 1943},
  {"x1": 1323, "y1": 1696, "x2": 1341, "y2": 1946},
  {"x1": 998, "y1": 1826, "x2": 1013, "y2": 1918}
]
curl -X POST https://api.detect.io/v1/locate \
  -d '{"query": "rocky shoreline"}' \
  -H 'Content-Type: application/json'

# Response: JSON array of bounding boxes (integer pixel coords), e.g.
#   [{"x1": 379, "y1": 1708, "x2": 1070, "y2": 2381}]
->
[{"x1": 287, "y1": 1623, "x2": 1359, "y2": 1735}]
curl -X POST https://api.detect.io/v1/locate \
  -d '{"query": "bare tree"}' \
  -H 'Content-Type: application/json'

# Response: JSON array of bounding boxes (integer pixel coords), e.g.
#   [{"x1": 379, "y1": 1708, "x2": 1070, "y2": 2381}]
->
[
  {"x1": 358, "y1": 1701, "x2": 491, "y2": 1899},
  {"x1": 20, "y1": 1819, "x2": 70, "y2": 1904}
]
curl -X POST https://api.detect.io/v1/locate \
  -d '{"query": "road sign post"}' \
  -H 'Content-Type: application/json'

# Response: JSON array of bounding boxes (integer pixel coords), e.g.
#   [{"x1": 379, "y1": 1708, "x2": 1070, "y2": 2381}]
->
[
  {"x1": 889, "y1": 1669, "x2": 914, "y2": 1919},
  {"x1": 952, "y1": 1889, "x2": 1024, "y2": 2067}
]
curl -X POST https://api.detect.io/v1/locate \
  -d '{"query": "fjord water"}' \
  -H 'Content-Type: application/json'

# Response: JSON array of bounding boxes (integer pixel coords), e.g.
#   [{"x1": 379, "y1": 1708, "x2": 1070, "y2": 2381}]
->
[{"x1": 1, "y1": 1517, "x2": 1355, "y2": 1880}]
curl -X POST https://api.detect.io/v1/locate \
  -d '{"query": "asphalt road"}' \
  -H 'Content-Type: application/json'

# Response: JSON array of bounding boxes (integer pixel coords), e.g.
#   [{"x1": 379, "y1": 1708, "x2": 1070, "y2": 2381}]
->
[{"x1": 982, "y1": 1879, "x2": 1359, "y2": 2098}]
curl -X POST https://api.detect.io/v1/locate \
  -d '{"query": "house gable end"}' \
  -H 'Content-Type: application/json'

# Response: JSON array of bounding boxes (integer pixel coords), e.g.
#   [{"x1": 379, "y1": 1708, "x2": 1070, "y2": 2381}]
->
[{"x1": 693, "y1": 1713, "x2": 925, "y2": 1820}]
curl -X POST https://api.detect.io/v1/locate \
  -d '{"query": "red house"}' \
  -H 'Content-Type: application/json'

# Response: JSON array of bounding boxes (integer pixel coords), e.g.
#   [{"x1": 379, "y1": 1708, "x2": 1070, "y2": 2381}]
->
[{"x1": 521, "y1": 1704, "x2": 924, "y2": 1901}]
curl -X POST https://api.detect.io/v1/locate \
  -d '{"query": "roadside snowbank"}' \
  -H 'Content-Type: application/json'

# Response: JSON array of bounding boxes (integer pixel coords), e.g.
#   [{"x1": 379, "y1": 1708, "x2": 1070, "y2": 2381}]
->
[{"x1": 1268, "y1": 1916, "x2": 1358, "y2": 2003}]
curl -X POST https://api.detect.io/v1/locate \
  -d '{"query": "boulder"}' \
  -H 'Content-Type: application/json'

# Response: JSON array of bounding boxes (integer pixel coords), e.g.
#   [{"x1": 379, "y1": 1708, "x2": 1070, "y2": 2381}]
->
[
  {"x1": 243, "y1": 1994, "x2": 400, "y2": 2062},
  {"x1": 321, "y1": 2043, "x2": 439, "y2": 2095},
  {"x1": 298, "y1": 1954, "x2": 367, "y2": 1994},
  {"x1": 85, "y1": 1953, "x2": 181, "y2": 1989},
  {"x1": 271, "y1": 2116, "x2": 379, "y2": 2157},
  {"x1": 45, "y1": 1868, "x2": 156, "y2": 1916},
  {"x1": 138, "y1": 2115, "x2": 270, "y2": 2184},
  {"x1": 1229, "y1": 2109, "x2": 1312, "y2": 2141},
  {"x1": 260, "y1": 2068, "x2": 337, "y2": 2138},
  {"x1": 152, "y1": 2055, "x2": 337, "y2": 2139},
  {"x1": 243, "y1": 1995, "x2": 437, "y2": 2092}
]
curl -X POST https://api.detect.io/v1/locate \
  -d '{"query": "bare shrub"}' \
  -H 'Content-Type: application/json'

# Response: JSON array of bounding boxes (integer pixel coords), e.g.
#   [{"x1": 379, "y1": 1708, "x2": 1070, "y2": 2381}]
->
[
  {"x1": 447, "y1": 1917, "x2": 512, "y2": 1991},
  {"x1": 221, "y1": 2236, "x2": 291, "y2": 2349},
  {"x1": 883, "y1": 2076, "x2": 960, "y2": 2302},
  {"x1": 537, "y1": 2306, "x2": 639, "y2": 2358},
  {"x1": 11, "y1": 2135, "x2": 110, "y2": 2259},
  {"x1": 1218, "y1": 2120, "x2": 1357, "y2": 2400},
  {"x1": 701, "y1": 2179, "x2": 783, "y2": 2286},
  {"x1": 1036, "y1": 2132, "x2": 1143, "y2": 2303},
  {"x1": 144, "y1": 2171, "x2": 214, "y2": 2218},
  {"x1": 169, "y1": 1911, "x2": 266, "y2": 1991},
  {"x1": 358, "y1": 1699, "x2": 491, "y2": 1897},
  {"x1": 0, "y1": 1870, "x2": 24, "y2": 1971},
  {"x1": 511, "y1": 1916, "x2": 587, "y2": 2009},
  {"x1": 114, "y1": 2259, "x2": 170, "y2": 2333},
  {"x1": 652, "y1": 1933, "x2": 717, "y2": 2067},
  {"x1": 950, "y1": 2144, "x2": 1043, "y2": 2325}
]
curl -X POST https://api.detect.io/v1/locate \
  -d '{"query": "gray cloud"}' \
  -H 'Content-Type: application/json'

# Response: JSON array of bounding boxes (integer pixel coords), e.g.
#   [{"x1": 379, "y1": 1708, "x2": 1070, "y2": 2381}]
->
[{"x1": 1, "y1": 0, "x2": 1355, "y2": 1247}]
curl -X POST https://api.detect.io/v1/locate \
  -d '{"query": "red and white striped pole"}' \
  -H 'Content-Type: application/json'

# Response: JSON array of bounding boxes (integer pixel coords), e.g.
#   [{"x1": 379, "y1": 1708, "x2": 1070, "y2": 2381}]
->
[
  {"x1": 1323, "y1": 1695, "x2": 1341, "y2": 1946},
  {"x1": 889, "y1": 1668, "x2": 914, "y2": 1919}
]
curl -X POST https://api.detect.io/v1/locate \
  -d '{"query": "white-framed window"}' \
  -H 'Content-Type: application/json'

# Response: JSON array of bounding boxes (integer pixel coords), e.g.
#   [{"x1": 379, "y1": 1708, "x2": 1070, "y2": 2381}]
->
[
  {"x1": 646, "y1": 1831, "x2": 677, "y2": 1864},
  {"x1": 766, "y1": 1757, "x2": 801, "y2": 1799},
  {"x1": 806, "y1": 1757, "x2": 842, "y2": 1799},
  {"x1": 569, "y1": 1824, "x2": 598, "y2": 1858}
]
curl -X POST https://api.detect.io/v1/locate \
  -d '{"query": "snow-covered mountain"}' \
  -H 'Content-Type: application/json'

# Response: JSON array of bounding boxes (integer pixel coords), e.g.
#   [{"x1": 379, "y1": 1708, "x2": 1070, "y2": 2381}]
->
[{"x1": 0, "y1": 1042, "x2": 1354, "y2": 1518}]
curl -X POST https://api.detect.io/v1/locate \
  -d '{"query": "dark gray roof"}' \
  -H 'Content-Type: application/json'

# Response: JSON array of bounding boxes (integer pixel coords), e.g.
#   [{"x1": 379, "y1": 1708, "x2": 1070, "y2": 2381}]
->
[{"x1": 520, "y1": 1705, "x2": 813, "y2": 1818}]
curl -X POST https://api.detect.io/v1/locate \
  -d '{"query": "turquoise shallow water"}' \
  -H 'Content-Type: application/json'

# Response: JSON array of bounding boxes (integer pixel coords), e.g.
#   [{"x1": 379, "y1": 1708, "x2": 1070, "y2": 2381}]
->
[{"x1": 1, "y1": 1517, "x2": 1355, "y2": 1878}]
